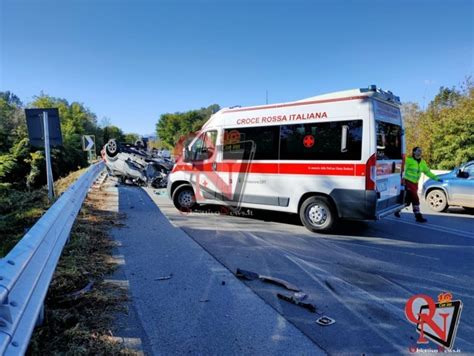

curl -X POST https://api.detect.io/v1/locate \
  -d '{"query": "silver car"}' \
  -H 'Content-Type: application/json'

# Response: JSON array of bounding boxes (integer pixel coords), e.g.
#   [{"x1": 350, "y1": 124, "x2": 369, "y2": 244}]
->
[{"x1": 421, "y1": 161, "x2": 474, "y2": 212}]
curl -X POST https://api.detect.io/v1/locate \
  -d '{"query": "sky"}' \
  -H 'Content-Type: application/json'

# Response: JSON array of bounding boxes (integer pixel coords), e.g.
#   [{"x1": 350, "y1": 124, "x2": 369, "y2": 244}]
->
[{"x1": 1, "y1": 0, "x2": 473, "y2": 135}]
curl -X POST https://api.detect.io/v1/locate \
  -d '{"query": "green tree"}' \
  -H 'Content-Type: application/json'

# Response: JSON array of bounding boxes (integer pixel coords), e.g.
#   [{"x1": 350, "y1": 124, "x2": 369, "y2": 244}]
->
[
  {"x1": 103, "y1": 125, "x2": 124, "y2": 143},
  {"x1": 26, "y1": 151, "x2": 45, "y2": 189},
  {"x1": 0, "y1": 92, "x2": 26, "y2": 153},
  {"x1": 0, "y1": 153, "x2": 16, "y2": 179},
  {"x1": 401, "y1": 102, "x2": 423, "y2": 155},
  {"x1": 156, "y1": 104, "x2": 220, "y2": 148},
  {"x1": 402, "y1": 80, "x2": 474, "y2": 168},
  {"x1": 431, "y1": 86, "x2": 474, "y2": 169},
  {"x1": 124, "y1": 133, "x2": 140, "y2": 144}
]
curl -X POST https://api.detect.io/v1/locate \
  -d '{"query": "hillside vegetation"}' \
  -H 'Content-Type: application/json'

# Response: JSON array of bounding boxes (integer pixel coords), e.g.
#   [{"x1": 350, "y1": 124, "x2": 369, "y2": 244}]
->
[
  {"x1": 0, "y1": 92, "x2": 133, "y2": 189},
  {"x1": 402, "y1": 80, "x2": 473, "y2": 169}
]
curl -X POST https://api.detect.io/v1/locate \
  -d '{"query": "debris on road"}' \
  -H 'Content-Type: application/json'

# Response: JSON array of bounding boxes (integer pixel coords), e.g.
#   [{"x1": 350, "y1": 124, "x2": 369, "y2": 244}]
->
[
  {"x1": 235, "y1": 268, "x2": 300, "y2": 291},
  {"x1": 315, "y1": 316, "x2": 336, "y2": 326},
  {"x1": 235, "y1": 268, "x2": 259, "y2": 280},
  {"x1": 277, "y1": 293, "x2": 317, "y2": 313},
  {"x1": 260, "y1": 275, "x2": 300, "y2": 292},
  {"x1": 293, "y1": 292, "x2": 308, "y2": 302},
  {"x1": 154, "y1": 274, "x2": 173, "y2": 281},
  {"x1": 63, "y1": 280, "x2": 95, "y2": 300}
]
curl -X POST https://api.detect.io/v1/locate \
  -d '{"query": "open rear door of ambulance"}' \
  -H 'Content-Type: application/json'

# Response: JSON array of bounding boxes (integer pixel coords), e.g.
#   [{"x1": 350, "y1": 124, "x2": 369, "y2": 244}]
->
[{"x1": 373, "y1": 100, "x2": 406, "y2": 218}]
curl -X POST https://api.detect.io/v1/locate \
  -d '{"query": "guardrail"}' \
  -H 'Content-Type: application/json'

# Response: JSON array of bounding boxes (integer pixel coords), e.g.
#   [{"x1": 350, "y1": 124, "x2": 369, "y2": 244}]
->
[{"x1": 0, "y1": 162, "x2": 104, "y2": 355}]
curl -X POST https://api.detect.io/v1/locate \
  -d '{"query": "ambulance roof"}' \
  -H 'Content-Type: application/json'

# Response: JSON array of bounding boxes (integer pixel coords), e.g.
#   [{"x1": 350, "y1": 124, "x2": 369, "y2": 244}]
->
[{"x1": 202, "y1": 86, "x2": 400, "y2": 128}]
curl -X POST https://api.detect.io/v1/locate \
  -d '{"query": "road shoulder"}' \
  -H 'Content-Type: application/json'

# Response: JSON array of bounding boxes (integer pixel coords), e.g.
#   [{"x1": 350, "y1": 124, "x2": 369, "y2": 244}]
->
[{"x1": 112, "y1": 184, "x2": 324, "y2": 355}]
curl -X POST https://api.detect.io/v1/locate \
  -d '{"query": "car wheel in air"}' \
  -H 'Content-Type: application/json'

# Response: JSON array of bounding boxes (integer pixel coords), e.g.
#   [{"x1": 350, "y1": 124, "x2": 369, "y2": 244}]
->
[
  {"x1": 105, "y1": 139, "x2": 119, "y2": 158},
  {"x1": 426, "y1": 189, "x2": 448, "y2": 212},
  {"x1": 299, "y1": 196, "x2": 336, "y2": 233},
  {"x1": 172, "y1": 185, "x2": 197, "y2": 212}
]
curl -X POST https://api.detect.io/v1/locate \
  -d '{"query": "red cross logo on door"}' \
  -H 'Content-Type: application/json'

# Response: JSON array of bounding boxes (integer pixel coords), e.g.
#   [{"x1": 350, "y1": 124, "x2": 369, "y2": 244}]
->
[{"x1": 303, "y1": 135, "x2": 315, "y2": 148}]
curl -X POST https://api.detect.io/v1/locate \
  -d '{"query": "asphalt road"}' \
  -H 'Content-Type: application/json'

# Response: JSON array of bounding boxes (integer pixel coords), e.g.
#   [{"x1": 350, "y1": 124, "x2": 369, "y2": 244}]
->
[
  {"x1": 142, "y1": 188, "x2": 474, "y2": 355},
  {"x1": 109, "y1": 182, "x2": 324, "y2": 355}
]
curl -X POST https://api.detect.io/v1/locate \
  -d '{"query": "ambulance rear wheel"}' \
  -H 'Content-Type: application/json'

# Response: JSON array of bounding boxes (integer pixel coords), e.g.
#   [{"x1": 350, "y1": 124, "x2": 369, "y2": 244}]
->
[
  {"x1": 172, "y1": 184, "x2": 197, "y2": 212},
  {"x1": 300, "y1": 196, "x2": 336, "y2": 233}
]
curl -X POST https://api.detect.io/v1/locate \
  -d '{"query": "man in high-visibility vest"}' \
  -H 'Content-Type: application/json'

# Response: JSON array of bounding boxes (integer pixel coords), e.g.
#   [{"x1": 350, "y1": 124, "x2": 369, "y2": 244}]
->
[{"x1": 395, "y1": 146, "x2": 443, "y2": 222}]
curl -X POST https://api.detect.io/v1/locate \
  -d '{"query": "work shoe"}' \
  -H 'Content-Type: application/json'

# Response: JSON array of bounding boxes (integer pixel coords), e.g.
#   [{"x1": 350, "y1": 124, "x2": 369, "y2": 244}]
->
[
  {"x1": 415, "y1": 213, "x2": 427, "y2": 223},
  {"x1": 394, "y1": 211, "x2": 401, "y2": 218}
]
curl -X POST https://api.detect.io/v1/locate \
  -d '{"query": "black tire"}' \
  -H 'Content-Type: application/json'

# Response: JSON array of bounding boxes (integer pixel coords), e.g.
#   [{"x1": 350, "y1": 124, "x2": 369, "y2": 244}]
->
[
  {"x1": 105, "y1": 139, "x2": 119, "y2": 157},
  {"x1": 426, "y1": 189, "x2": 448, "y2": 212},
  {"x1": 299, "y1": 196, "x2": 337, "y2": 233},
  {"x1": 172, "y1": 184, "x2": 197, "y2": 212}
]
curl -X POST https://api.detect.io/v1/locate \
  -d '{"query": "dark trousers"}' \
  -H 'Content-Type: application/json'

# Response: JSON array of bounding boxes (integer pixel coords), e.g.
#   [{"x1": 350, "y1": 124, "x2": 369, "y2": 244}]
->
[{"x1": 405, "y1": 180, "x2": 420, "y2": 214}]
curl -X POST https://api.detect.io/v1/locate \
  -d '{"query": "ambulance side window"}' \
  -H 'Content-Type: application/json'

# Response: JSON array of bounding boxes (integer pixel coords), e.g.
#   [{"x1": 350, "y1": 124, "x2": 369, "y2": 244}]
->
[
  {"x1": 191, "y1": 130, "x2": 217, "y2": 161},
  {"x1": 223, "y1": 126, "x2": 279, "y2": 160},
  {"x1": 280, "y1": 120, "x2": 362, "y2": 160}
]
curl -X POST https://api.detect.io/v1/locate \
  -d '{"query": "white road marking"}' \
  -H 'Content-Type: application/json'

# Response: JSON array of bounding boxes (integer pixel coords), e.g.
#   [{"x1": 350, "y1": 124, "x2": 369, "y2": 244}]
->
[{"x1": 386, "y1": 217, "x2": 474, "y2": 239}]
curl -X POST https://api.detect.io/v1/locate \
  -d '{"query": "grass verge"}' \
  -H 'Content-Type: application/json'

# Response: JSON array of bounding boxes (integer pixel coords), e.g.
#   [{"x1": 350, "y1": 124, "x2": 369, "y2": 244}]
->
[
  {"x1": 26, "y1": 175, "x2": 139, "y2": 355},
  {"x1": 0, "y1": 167, "x2": 86, "y2": 257}
]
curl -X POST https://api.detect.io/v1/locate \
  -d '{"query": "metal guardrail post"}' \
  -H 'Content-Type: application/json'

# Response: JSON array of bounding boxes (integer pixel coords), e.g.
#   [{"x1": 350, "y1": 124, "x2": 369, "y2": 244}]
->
[{"x1": 0, "y1": 162, "x2": 104, "y2": 355}]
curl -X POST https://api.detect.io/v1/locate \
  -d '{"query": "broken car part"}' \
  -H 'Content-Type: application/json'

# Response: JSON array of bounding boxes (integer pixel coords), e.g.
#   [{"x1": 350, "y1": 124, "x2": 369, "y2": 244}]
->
[
  {"x1": 277, "y1": 292, "x2": 317, "y2": 313},
  {"x1": 235, "y1": 268, "x2": 300, "y2": 291},
  {"x1": 235, "y1": 268, "x2": 259, "y2": 281},
  {"x1": 260, "y1": 275, "x2": 300, "y2": 292},
  {"x1": 315, "y1": 316, "x2": 336, "y2": 326}
]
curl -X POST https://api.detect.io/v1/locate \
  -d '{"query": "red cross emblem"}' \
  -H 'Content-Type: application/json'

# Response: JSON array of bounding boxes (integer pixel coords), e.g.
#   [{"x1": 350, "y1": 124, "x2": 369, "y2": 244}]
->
[{"x1": 303, "y1": 135, "x2": 315, "y2": 148}]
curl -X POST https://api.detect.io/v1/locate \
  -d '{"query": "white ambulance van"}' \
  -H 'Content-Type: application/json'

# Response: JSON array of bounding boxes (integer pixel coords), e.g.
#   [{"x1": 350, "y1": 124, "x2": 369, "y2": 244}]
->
[{"x1": 168, "y1": 86, "x2": 406, "y2": 233}]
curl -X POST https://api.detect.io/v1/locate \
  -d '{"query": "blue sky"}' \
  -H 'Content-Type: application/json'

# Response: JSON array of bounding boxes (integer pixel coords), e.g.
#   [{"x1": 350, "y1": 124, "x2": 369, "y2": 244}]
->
[{"x1": 1, "y1": 0, "x2": 472, "y2": 135}]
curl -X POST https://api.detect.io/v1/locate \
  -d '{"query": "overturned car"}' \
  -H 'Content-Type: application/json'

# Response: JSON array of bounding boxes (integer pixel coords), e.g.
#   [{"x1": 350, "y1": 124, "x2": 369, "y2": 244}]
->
[{"x1": 102, "y1": 139, "x2": 172, "y2": 188}]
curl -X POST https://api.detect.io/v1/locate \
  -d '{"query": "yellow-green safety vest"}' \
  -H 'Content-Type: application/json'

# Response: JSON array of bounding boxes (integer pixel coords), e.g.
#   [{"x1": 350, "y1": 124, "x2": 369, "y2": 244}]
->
[{"x1": 404, "y1": 156, "x2": 439, "y2": 184}]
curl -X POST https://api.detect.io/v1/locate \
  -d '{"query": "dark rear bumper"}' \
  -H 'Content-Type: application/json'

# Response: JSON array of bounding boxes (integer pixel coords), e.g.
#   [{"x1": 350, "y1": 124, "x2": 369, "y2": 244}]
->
[{"x1": 330, "y1": 189, "x2": 405, "y2": 220}]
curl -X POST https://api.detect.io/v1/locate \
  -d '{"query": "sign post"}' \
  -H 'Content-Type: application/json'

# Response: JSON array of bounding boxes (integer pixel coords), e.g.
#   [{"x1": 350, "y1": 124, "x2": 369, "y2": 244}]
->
[{"x1": 43, "y1": 111, "x2": 55, "y2": 200}]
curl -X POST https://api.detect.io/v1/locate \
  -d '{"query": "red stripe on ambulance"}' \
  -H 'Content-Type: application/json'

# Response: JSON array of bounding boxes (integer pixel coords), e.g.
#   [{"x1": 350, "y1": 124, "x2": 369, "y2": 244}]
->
[{"x1": 173, "y1": 162, "x2": 366, "y2": 176}]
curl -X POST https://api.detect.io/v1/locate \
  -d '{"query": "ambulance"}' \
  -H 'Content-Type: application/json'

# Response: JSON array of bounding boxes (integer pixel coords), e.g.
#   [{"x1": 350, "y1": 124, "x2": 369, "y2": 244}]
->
[{"x1": 168, "y1": 86, "x2": 406, "y2": 233}]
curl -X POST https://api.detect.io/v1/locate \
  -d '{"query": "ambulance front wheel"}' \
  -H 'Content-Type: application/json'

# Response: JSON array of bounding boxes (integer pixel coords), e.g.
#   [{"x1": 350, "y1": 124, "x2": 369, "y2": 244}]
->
[
  {"x1": 299, "y1": 196, "x2": 336, "y2": 233},
  {"x1": 172, "y1": 184, "x2": 197, "y2": 212}
]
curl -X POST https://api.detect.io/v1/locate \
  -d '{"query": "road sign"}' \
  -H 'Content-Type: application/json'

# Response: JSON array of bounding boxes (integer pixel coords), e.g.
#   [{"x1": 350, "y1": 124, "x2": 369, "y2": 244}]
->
[
  {"x1": 24, "y1": 109, "x2": 62, "y2": 200},
  {"x1": 25, "y1": 108, "x2": 63, "y2": 147},
  {"x1": 82, "y1": 135, "x2": 96, "y2": 151}
]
